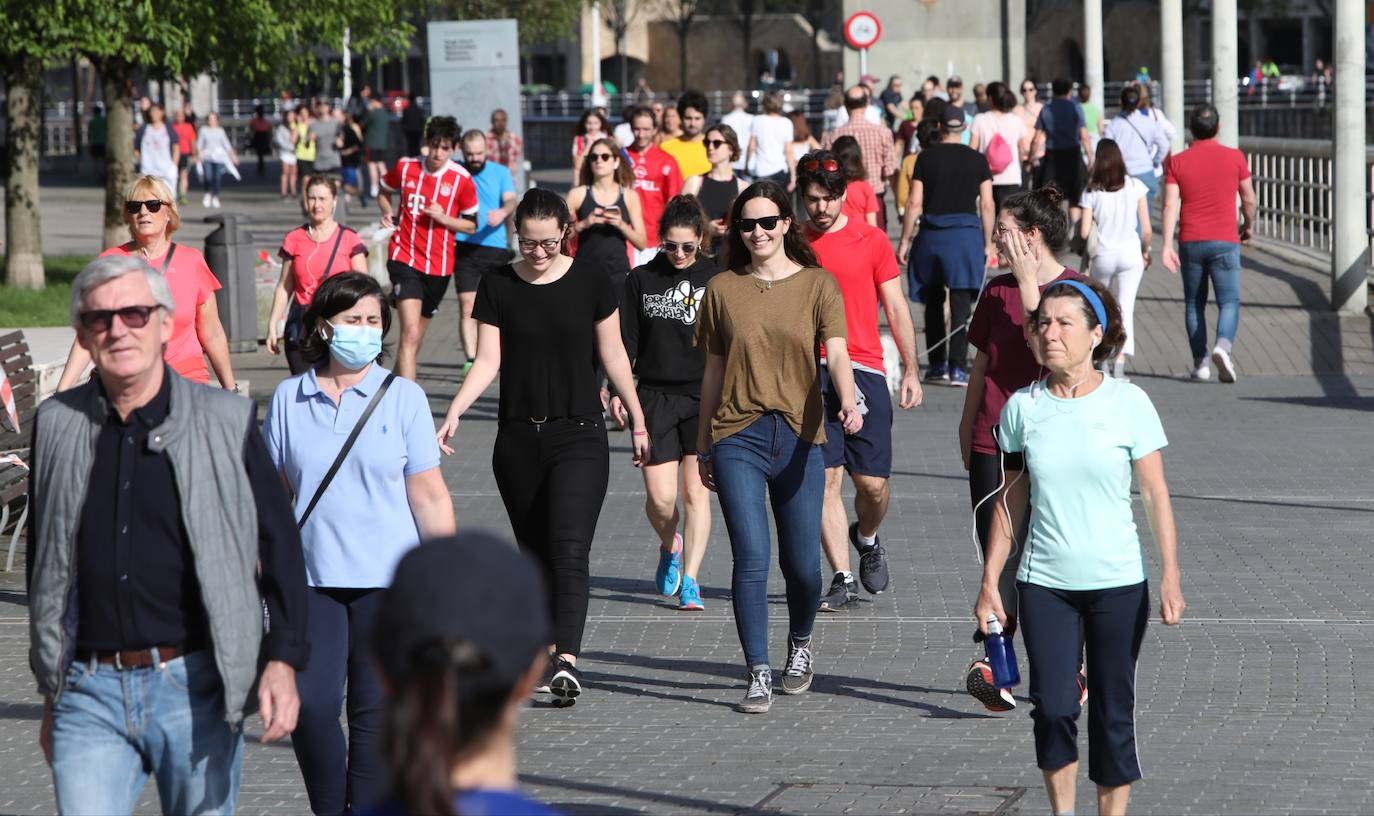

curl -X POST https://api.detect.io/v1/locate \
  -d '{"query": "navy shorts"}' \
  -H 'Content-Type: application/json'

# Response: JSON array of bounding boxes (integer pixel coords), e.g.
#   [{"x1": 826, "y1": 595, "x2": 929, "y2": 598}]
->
[{"x1": 820, "y1": 366, "x2": 893, "y2": 477}]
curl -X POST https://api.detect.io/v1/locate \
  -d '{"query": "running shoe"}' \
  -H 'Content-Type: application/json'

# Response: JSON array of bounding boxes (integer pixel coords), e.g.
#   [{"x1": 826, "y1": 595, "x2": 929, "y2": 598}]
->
[
  {"x1": 1211, "y1": 346, "x2": 1237, "y2": 383},
  {"x1": 678, "y1": 575, "x2": 704, "y2": 611},
  {"x1": 817, "y1": 572, "x2": 858, "y2": 612},
  {"x1": 780, "y1": 637, "x2": 814, "y2": 695},
  {"x1": 851, "y1": 523, "x2": 890, "y2": 595},
  {"x1": 965, "y1": 658, "x2": 1016, "y2": 712},
  {"x1": 738, "y1": 667, "x2": 773, "y2": 714},
  {"x1": 202, "y1": 192, "x2": 212, "y2": 208},
  {"x1": 923, "y1": 363, "x2": 950, "y2": 384},
  {"x1": 534, "y1": 653, "x2": 556, "y2": 694},
  {"x1": 655, "y1": 533, "x2": 683, "y2": 596},
  {"x1": 1078, "y1": 663, "x2": 1089, "y2": 706},
  {"x1": 949, "y1": 367, "x2": 970, "y2": 387},
  {"x1": 1190, "y1": 359, "x2": 1211, "y2": 381},
  {"x1": 461, "y1": 361, "x2": 473, "y2": 376},
  {"x1": 550, "y1": 657, "x2": 582, "y2": 708}
]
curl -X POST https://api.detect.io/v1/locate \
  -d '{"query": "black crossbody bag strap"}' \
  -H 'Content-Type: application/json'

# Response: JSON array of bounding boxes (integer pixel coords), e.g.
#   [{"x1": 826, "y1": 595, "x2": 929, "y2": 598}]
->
[
  {"x1": 296, "y1": 372, "x2": 396, "y2": 529},
  {"x1": 160, "y1": 243, "x2": 177, "y2": 274},
  {"x1": 322, "y1": 227, "x2": 346, "y2": 279}
]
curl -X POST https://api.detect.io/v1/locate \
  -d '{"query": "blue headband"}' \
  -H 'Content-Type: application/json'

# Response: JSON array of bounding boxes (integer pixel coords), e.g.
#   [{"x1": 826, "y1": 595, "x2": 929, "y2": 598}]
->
[{"x1": 1043, "y1": 279, "x2": 1107, "y2": 330}]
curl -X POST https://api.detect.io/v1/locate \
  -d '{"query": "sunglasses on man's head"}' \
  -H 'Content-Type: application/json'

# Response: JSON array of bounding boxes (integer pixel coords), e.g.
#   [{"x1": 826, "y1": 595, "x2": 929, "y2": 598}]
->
[
  {"x1": 590, "y1": 152, "x2": 617, "y2": 162},
  {"x1": 800, "y1": 158, "x2": 840, "y2": 174},
  {"x1": 704, "y1": 139, "x2": 729, "y2": 149},
  {"x1": 663, "y1": 241, "x2": 698, "y2": 255},
  {"x1": 735, "y1": 216, "x2": 782, "y2": 233},
  {"x1": 125, "y1": 199, "x2": 167, "y2": 215},
  {"x1": 79, "y1": 304, "x2": 162, "y2": 333}
]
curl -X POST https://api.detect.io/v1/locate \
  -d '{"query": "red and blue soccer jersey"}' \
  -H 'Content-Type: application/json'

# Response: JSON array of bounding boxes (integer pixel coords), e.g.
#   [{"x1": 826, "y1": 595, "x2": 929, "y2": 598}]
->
[{"x1": 382, "y1": 157, "x2": 479, "y2": 277}]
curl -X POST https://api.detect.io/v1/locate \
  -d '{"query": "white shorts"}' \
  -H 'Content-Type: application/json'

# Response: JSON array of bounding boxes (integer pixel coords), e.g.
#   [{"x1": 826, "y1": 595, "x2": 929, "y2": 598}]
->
[{"x1": 279, "y1": 152, "x2": 297, "y2": 167}]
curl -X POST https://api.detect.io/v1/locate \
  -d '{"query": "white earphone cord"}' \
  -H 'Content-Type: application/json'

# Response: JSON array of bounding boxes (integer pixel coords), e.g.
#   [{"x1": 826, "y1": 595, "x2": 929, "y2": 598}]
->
[{"x1": 970, "y1": 425, "x2": 1026, "y2": 567}]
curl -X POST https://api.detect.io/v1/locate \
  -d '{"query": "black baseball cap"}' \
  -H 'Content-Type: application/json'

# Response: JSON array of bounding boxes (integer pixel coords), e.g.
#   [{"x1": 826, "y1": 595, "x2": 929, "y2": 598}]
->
[
  {"x1": 372, "y1": 532, "x2": 551, "y2": 685},
  {"x1": 947, "y1": 75, "x2": 964, "y2": 88},
  {"x1": 942, "y1": 110, "x2": 967, "y2": 131}
]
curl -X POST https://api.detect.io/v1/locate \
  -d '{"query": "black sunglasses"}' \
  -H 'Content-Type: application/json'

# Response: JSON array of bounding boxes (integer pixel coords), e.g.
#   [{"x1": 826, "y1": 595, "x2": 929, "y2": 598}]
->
[
  {"x1": 124, "y1": 199, "x2": 167, "y2": 215},
  {"x1": 663, "y1": 241, "x2": 698, "y2": 254},
  {"x1": 79, "y1": 304, "x2": 162, "y2": 333},
  {"x1": 801, "y1": 157, "x2": 840, "y2": 174},
  {"x1": 704, "y1": 139, "x2": 729, "y2": 149},
  {"x1": 735, "y1": 216, "x2": 782, "y2": 233},
  {"x1": 590, "y1": 152, "x2": 616, "y2": 162}
]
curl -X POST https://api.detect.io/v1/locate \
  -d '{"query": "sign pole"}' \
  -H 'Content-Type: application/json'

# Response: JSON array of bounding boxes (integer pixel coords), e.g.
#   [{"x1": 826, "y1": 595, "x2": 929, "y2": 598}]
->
[{"x1": 860, "y1": 48, "x2": 868, "y2": 80}]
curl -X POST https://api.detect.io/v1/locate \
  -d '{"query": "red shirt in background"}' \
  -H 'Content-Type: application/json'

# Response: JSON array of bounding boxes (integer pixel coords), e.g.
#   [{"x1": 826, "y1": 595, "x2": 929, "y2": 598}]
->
[
  {"x1": 172, "y1": 123, "x2": 195, "y2": 158},
  {"x1": 806, "y1": 217, "x2": 900, "y2": 373},
  {"x1": 626, "y1": 144, "x2": 683, "y2": 246},
  {"x1": 100, "y1": 242, "x2": 221, "y2": 384},
  {"x1": 1164, "y1": 139, "x2": 1251, "y2": 244},
  {"x1": 841, "y1": 178, "x2": 879, "y2": 226},
  {"x1": 278, "y1": 224, "x2": 368, "y2": 306},
  {"x1": 382, "y1": 157, "x2": 479, "y2": 276},
  {"x1": 966, "y1": 269, "x2": 1081, "y2": 455}
]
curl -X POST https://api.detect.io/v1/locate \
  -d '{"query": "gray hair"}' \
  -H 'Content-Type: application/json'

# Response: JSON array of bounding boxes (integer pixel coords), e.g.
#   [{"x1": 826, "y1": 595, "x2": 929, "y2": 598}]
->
[{"x1": 70, "y1": 255, "x2": 177, "y2": 329}]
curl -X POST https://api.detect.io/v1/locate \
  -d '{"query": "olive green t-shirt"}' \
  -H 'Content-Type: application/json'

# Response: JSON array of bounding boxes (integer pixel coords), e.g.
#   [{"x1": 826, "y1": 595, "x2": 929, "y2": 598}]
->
[{"x1": 694, "y1": 266, "x2": 847, "y2": 446}]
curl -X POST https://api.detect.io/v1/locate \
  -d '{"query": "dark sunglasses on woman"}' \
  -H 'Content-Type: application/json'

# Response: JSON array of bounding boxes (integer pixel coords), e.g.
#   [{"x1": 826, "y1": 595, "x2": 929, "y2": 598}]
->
[
  {"x1": 124, "y1": 199, "x2": 167, "y2": 215},
  {"x1": 663, "y1": 241, "x2": 698, "y2": 254},
  {"x1": 735, "y1": 216, "x2": 781, "y2": 233}
]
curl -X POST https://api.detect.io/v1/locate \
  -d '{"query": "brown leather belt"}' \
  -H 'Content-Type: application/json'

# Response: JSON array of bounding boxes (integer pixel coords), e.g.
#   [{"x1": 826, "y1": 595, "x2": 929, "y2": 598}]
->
[{"x1": 75, "y1": 645, "x2": 185, "y2": 670}]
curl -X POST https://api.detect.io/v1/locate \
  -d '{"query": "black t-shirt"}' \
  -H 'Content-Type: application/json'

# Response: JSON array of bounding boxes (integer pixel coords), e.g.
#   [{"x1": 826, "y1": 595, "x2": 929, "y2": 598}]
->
[
  {"x1": 912, "y1": 142, "x2": 992, "y2": 215},
  {"x1": 473, "y1": 257, "x2": 618, "y2": 420},
  {"x1": 623, "y1": 253, "x2": 719, "y2": 393}
]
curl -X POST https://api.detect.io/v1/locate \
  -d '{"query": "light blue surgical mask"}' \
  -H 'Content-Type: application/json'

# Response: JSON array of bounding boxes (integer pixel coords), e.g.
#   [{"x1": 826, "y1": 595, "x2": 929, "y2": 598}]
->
[{"x1": 326, "y1": 322, "x2": 382, "y2": 369}]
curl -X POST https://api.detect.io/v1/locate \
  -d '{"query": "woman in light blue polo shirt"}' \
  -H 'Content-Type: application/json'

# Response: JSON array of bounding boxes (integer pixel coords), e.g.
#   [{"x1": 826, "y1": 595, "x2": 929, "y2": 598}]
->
[
  {"x1": 263, "y1": 271, "x2": 457, "y2": 815},
  {"x1": 974, "y1": 276, "x2": 1185, "y2": 816}
]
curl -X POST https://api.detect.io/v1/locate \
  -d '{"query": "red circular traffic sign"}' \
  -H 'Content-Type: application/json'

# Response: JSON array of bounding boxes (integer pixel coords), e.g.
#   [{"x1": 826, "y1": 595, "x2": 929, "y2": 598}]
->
[{"x1": 844, "y1": 11, "x2": 882, "y2": 49}]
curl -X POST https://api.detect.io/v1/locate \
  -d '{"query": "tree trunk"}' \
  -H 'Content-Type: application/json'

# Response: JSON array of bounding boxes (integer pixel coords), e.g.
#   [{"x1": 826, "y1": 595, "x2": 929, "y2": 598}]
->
[
  {"x1": 678, "y1": 28, "x2": 689, "y2": 91},
  {"x1": 811, "y1": 27, "x2": 822, "y2": 88},
  {"x1": 3, "y1": 60, "x2": 45, "y2": 290},
  {"x1": 99, "y1": 58, "x2": 137, "y2": 251}
]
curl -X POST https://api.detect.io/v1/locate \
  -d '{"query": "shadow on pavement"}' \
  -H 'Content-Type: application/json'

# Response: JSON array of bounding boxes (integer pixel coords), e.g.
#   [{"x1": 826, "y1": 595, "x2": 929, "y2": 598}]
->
[{"x1": 522, "y1": 772, "x2": 761, "y2": 815}]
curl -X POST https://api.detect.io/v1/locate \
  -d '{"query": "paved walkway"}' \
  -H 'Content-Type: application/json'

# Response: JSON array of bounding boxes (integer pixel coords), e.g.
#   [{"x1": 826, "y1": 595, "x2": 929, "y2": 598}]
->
[{"x1": 0, "y1": 173, "x2": 1372, "y2": 814}]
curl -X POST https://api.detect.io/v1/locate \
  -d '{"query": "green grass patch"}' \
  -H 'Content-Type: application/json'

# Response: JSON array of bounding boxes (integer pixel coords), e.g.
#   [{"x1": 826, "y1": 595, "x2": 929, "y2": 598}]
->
[{"x1": 0, "y1": 256, "x2": 93, "y2": 327}]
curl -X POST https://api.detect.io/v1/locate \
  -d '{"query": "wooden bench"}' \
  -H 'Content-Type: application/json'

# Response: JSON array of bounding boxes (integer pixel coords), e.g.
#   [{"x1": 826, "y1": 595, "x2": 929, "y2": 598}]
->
[{"x1": 0, "y1": 330, "x2": 37, "y2": 572}]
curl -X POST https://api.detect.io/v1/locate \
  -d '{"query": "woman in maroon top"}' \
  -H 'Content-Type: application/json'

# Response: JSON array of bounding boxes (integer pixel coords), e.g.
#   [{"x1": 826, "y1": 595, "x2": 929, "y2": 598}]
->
[{"x1": 959, "y1": 185, "x2": 1082, "y2": 712}]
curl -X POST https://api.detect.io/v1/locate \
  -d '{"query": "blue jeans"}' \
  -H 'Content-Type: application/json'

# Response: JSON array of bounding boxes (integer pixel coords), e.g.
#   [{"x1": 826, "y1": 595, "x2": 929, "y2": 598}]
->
[
  {"x1": 712, "y1": 413, "x2": 824, "y2": 669},
  {"x1": 1179, "y1": 240, "x2": 1242, "y2": 360},
  {"x1": 203, "y1": 161, "x2": 225, "y2": 196},
  {"x1": 51, "y1": 649, "x2": 242, "y2": 815},
  {"x1": 1132, "y1": 172, "x2": 1158, "y2": 233}
]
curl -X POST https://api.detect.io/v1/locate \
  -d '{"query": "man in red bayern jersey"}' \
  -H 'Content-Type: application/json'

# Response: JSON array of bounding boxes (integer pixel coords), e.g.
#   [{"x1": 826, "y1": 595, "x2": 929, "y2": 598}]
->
[
  {"x1": 797, "y1": 151, "x2": 923, "y2": 612},
  {"x1": 624, "y1": 106, "x2": 683, "y2": 266},
  {"x1": 378, "y1": 115, "x2": 479, "y2": 380}
]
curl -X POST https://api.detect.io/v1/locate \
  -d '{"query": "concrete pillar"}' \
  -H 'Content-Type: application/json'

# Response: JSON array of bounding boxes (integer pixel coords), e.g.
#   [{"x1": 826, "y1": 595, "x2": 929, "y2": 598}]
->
[
  {"x1": 1211, "y1": 0, "x2": 1238, "y2": 147},
  {"x1": 1084, "y1": 0, "x2": 1103, "y2": 92},
  {"x1": 1331, "y1": 0, "x2": 1368, "y2": 313},
  {"x1": 1161, "y1": 0, "x2": 1184, "y2": 151}
]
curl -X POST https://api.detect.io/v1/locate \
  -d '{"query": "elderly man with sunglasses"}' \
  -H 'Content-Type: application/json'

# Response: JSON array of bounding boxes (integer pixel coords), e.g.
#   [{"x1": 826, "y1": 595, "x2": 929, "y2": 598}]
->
[{"x1": 27, "y1": 255, "x2": 310, "y2": 815}]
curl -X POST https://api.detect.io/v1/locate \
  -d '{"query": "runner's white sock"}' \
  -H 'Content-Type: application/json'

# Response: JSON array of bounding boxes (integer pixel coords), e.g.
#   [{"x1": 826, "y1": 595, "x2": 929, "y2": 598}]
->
[
  {"x1": 857, "y1": 531, "x2": 877, "y2": 549},
  {"x1": 837, "y1": 571, "x2": 854, "y2": 582}
]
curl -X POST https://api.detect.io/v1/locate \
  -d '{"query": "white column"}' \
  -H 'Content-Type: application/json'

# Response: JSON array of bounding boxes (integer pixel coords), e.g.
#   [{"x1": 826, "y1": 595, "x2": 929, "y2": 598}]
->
[
  {"x1": 1161, "y1": 0, "x2": 1184, "y2": 151},
  {"x1": 1084, "y1": 0, "x2": 1103, "y2": 99},
  {"x1": 342, "y1": 27, "x2": 353, "y2": 103},
  {"x1": 1210, "y1": 0, "x2": 1238, "y2": 147},
  {"x1": 1331, "y1": 0, "x2": 1368, "y2": 313},
  {"x1": 590, "y1": 1, "x2": 607, "y2": 108}
]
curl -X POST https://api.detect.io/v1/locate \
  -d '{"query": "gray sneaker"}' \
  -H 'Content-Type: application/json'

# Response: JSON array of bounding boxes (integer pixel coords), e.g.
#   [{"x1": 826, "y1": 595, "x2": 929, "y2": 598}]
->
[
  {"x1": 738, "y1": 667, "x2": 773, "y2": 713},
  {"x1": 780, "y1": 637, "x2": 814, "y2": 695},
  {"x1": 818, "y1": 572, "x2": 858, "y2": 612}
]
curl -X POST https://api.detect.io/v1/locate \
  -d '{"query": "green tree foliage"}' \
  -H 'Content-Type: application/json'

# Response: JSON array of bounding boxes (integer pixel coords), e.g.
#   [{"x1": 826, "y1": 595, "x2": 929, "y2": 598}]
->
[{"x1": 417, "y1": 0, "x2": 583, "y2": 47}]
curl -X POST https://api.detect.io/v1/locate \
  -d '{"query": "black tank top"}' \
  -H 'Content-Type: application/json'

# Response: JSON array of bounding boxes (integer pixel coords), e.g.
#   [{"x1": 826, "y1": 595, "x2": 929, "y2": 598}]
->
[
  {"x1": 575, "y1": 185, "x2": 631, "y2": 280},
  {"x1": 697, "y1": 175, "x2": 739, "y2": 222}
]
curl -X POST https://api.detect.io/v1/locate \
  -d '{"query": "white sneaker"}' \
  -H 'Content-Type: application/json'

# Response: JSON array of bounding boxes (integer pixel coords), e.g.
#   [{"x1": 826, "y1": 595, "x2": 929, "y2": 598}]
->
[
  {"x1": 202, "y1": 193, "x2": 212, "y2": 207},
  {"x1": 211, "y1": 196, "x2": 221, "y2": 208},
  {"x1": 1191, "y1": 360, "x2": 1212, "y2": 381},
  {"x1": 1211, "y1": 347, "x2": 1236, "y2": 383}
]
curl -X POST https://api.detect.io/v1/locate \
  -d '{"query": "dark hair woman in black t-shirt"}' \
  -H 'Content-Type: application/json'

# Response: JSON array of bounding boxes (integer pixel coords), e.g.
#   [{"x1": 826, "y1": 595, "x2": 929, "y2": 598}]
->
[{"x1": 436, "y1": 188, "x2": 650, "y2": 709}]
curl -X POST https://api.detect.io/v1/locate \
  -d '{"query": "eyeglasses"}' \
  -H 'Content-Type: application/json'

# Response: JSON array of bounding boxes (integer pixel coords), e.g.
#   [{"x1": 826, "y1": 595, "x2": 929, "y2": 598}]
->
[
  {"x1": 79, "y1": 304, "x2": 162, "y2": 333},
  {"x1": 800, "y1": 158, "x2": 840, "y2": 174},
  {"x1": 735, "y1": 216, "x2": 782, "y2": 233},
  {"x1": 517, "y1": 237, "x2": 563, "y2": 253},
  {"x1": 124, "y1": 199, "x2": 167, "y2": 215},
  {"x1": 704, "y1": 139, "x2": 729, "y2": 149},
  {"x1": 589, "y1": 152, "x2": 616, "y2": 162},
  {"x1": 663, "y1": 241, "x2": 698, "y2": 255}
]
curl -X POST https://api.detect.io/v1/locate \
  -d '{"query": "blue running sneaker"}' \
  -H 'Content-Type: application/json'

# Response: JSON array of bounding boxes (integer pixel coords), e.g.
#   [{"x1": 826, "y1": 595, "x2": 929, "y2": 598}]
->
[
  {"x1": 678, "y1": 575, "x2": 704, "y2": 610},
  {"x1": 655, "y1": 533, "x2": 684, "y2": 596}
]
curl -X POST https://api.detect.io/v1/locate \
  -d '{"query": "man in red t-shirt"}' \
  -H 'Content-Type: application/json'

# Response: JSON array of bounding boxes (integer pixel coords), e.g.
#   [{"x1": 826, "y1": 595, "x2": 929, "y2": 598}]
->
[
  {"x1": 1161, "y1": 104, "x2": 1256, "y2": 383},
  {"x1": 624, "y1": 106, "x2": 683, "y2": 265},
  {"x1": 797, "y1": 151, "x2": 922, "y2": 611},
  {"x1": 378, "y1": 115, "x2": 479, "y2": 380},
  {"x1": 171, "y1": 106, "x2": 197, "y2": 206}
]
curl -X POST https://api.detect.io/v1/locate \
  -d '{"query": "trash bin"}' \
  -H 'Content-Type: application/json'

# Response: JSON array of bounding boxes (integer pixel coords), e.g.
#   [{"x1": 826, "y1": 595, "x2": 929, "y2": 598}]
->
[{"x1": 203, "y1": 214, "x2": 259, "y2": 353}]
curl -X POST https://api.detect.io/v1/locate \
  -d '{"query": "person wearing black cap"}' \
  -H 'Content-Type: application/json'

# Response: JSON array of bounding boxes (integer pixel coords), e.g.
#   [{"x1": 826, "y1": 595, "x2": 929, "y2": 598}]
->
[
  {"x1": 896, "y1": 111, "x2": 995, "y2": 386},
  {"x1": 365, "y1": 533, "x2": 559, "y2": 816}
]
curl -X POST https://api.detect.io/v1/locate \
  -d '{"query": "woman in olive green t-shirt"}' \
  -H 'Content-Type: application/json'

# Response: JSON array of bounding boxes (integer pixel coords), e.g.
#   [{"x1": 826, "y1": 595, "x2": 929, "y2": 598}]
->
[{"x1": 694, "y1": 181, "x2": 864, "y2": 715}]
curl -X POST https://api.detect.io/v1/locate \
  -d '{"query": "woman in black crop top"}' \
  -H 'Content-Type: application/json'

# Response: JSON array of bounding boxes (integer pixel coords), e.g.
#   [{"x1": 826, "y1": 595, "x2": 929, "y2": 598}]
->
[
  {"x1": 436, "y1": 188, "x2": 650, "y2": 709},
  {"x1": 566, "y1": 136, "x2": 647, "y2": 293},
  {"x1": 682, "y1": 124, "x2": 749, "y2": 249}
]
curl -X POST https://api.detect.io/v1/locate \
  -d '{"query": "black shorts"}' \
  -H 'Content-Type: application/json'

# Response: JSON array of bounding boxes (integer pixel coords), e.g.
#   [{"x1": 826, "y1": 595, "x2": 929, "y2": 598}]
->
[
  {"x1": 820, "y1": 366, "x2": 894, "y2": 477},
  {"x1": 455, "y1": 243, "x2": 512, "y2": 294},
  {"x1": 640, "y1": 387, "x2": 700, "y2": 466},
  {"x1": 388, "y1": 260, "x2": 451, "y2": 319},
  {"x1": 1038, "y1": 149, "x2": 1084, "y2": 206}
]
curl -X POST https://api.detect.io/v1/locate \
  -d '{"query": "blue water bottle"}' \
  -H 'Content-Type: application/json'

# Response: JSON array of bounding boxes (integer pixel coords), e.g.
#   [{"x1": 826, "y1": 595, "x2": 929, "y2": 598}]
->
[{"x1": 984, "y1": 615, "x2": 1022, "y2": 687}]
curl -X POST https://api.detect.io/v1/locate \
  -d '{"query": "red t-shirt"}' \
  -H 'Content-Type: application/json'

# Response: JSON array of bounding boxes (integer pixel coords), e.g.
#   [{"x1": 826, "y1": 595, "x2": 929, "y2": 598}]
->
[
  {"x1": 278, "y1": 224, "x2": 368, "y2": 306},
  {"x1": 626, "y1": 144, "x2": 683, "y2": 246},
  {"x1": 172, "y1": 123, "x2": 195, "y2": 157},
  {"x1": 806, "y1": 218, "x2": 900, "y2": 372},
  {"x1": 1163, "y1": 139, "x2": 1251, "y2": 244},
  {"x1": 382, "y1": 157, "x2": 479, "y2": 276},
  {"x1": 966, "y1": 269, "x2": 1081, "y2": 455},
  {"x1": 842, "y1": 179, "x2": 879, "y2": 225},
  {"x1": 99, "y1": 242, "x2": 221, "y2": 384}
]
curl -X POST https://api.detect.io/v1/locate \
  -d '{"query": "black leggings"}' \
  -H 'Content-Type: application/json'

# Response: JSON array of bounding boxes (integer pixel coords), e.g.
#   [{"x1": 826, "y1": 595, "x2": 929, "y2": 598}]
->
[
  {"x1": 492, "y1": 418, "x2": 610, "y2": 657},
  {"x1": 1019, "y1": 580, "x2": 1149, "y2": 787},
  {"x1": 968, "y1": 449, "x2": 1029, "y2": 631},
  {"x1": 921, "y1": 286, "x2": 977, "y2": 370}
]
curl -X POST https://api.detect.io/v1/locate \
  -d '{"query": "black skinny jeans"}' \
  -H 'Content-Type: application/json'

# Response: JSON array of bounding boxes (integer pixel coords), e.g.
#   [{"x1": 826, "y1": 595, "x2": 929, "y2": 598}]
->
[
  {"x1": 968, "y1": 449, "x2": 1030, "y2": 632},
  {"x1": 492, "y1": 418, "x2": 610, "y2": 657},
  {"x1": 922, "y1": 285, "x2": 977, "y2": 371}
]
